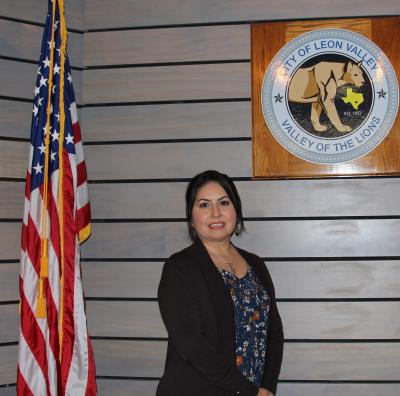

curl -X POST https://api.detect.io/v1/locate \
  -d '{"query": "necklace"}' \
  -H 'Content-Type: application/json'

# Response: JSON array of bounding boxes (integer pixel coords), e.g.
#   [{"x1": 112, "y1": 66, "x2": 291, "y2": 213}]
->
[
  {"x1": 207, "y1": 249, "x2": 237, "y2": 275},
  {"x1": 226, "y1": 261, "x2": 237, "y2": 275}
]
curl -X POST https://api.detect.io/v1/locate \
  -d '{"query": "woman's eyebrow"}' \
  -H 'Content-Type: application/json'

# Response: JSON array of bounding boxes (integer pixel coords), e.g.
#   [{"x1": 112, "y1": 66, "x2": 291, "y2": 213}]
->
[{"x1": 196, "y1": 195, "x2": 229, "y2": 202}]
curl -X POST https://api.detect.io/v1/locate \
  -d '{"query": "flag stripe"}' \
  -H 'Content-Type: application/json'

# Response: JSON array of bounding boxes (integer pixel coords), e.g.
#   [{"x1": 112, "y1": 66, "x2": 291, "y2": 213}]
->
[
  {"x1": 77, "y1": 202, "x2": 91, "y2": 231},
  {"x1": 19, "y1": 276, "x2": 52, "y2": 396},
  {"x1": 77, "y1": 182, "x2": 89, "y2": 210},
  {"x1": 60, "y1": 149, "x2": 78, "y2": 391},
  {"x1": 65, "y1": 248, "x2": 89, "y2": 395},
  {"x1": 84, "y1": 337, "x2": 97, "y2": 396},
  {"x1": 72, "y1": 120, "x2": 81, "y2": 143},
  {"x1": 26, "y1": 216, "x2": 42, "y2": 276},
  {"x1": 17, "y1": 345, "x2": 41, "y2": 396},
  {"x1": 77, "y1": 161, "x2": 88, "y2": 188}
]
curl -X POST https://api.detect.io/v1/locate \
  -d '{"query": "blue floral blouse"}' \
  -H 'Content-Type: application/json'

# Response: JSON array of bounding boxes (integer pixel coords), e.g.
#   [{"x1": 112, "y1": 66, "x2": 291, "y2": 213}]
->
[{"x1": 218, "y1": 266, "x2": 270, "y2": 387}]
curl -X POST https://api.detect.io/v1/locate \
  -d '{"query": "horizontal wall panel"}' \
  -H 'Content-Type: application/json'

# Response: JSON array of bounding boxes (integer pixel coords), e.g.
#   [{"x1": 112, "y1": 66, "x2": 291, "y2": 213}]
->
[
  {"x1": 89, "y1": 178, "x2": 400, "y2": 219},
  {"x1": 83, "y1": 63, "x2": 250, "y2": 104},
  {"x1": 93, "y1": 339, "x2": 165, "y2": 378},
  {"x1": 0, "y1": 0, "x2": 83, "y2": 30},
  {"x1": 81, "y1": 220, "x2": 400, "y2": 259},
  {"x1": 0, "y1": 141, "x2": 28, "y2": 179},
  {"x1": 13, "y1": 285, "x2": 400, "y2": 342},
  {"x1": 84, "y1": 25, "x2": 249, "y2": 66},
  {"x1": 87, "y1": 301, "x2": 165, "y2": 339},
  {"x1": 0, "y1": 182, "x2": 24, "y2": 218},
  {"x1": 282, "y1": 342, "x2": 400, "y2": 380},
  {"x1": 82, "y1": 260, "x2": 400, "y2": 299},
  {"x1": 80, "y1": 101, "x2": 251, "y2": 141},
  {"x1": 85, "y1": 141, "x2": 252, "y2": 180},
  {"x1": 4, "y1": 176, "x2": 400, "y2": 219},
  {"x1": 97, "y1": 380, "x2": 157, "y2": 396},
  {"x1": 0, "y1": 263, "x2": 19, "y2": 301},
  {"x1": 0, "y1": 223, "x2": 21, "y2": 260},
  {"x1": 86, "y1": 300, "x2": 400, "y2": 340},
  {"x1": 0, "y1": 60, "x2": 82, "y2": 103},
  {"x1": 268, "y1": 260, "x2": 400, "y2": 299},
  {"x1": 3, "y1": 217, "x2": 393, "y2": 260},
  {"x1": 0, "y1": 19, "x2": 82, "y2": 67},
  {"x1": 84, "y1": 0, "x2": 400, "y2": 29},
  {"x1": 0, "y1": 100, "x2": 81, "y2": 139},
  {"x1": 95, "y1": 381, "x2": 400, "y2": 396},
  {"x1": 92, "y1": 339, "x2": 400, "y2": 380},
  {"x1": 0, "y1": 305, "x2": 18, "y2": 344},
  {"x1": 0, "y1": 386, "x2": 17, "y2": 396},
  {"x1": 83, "y1": 261, "x2": 163, "y2": 299},
  {"x1": 0, "y1": 100, "x2": 32, "y2": 139},
  {"x1": 0, "y1": 345, "x2": 17, "y2": 385}
]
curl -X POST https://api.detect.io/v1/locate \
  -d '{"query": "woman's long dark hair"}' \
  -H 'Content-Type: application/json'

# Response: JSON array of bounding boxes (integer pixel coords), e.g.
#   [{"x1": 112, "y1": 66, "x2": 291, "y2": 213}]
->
[{"x1": 185, "y1": 170, "x2": 245, "y2": 241}]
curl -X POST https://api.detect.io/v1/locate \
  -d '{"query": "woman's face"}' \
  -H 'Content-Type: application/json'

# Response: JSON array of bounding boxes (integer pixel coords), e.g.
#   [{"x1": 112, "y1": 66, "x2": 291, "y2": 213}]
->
[{"x1": 191, "y1": 181, "x2": 237, "y2": 244}]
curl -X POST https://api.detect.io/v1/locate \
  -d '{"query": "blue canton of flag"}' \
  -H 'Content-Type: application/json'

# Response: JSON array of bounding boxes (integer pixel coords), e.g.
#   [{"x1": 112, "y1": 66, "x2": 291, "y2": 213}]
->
[{"x1": 31, "y1": 7, "x2": 75, "y2": 190}]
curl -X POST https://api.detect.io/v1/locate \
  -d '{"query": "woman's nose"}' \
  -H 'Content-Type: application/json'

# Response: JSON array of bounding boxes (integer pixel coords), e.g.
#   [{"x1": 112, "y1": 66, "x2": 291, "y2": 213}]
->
[{"x1": 211, "y1": 203, "x2": 221, "y2": 217}]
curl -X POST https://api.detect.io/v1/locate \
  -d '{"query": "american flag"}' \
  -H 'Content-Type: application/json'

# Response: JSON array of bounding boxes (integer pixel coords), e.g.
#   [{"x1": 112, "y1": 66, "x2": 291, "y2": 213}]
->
[{"x1": 17, "y1": 0, "x2": 97, "y2": 394}]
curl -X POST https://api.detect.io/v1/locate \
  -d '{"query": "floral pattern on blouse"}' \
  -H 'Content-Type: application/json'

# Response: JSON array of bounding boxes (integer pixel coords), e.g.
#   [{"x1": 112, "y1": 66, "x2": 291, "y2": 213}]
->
[{"x1": 218, "y1": 266, "x2": 270, "y2": 387}]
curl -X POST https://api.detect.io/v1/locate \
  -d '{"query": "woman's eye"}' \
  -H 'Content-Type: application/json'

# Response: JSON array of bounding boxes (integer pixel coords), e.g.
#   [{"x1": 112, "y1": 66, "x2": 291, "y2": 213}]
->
[
  {"x1": 220, "y1": 200, "x2": 230, "y2": 206},
  {"x1": 199, "y1": 202, "x2": 209, "y2": 208}
]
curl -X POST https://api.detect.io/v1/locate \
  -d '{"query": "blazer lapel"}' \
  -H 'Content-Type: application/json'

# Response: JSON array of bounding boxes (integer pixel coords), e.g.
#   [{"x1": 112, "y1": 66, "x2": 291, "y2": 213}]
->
[{"x1": 187, "y1": 238, "x2": 236, "y2": 360}]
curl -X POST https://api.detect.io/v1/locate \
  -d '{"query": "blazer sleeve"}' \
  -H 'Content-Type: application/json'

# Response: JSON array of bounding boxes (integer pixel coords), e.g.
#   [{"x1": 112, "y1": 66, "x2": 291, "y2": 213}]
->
[
  {"x1": 260, "y1": 263, "x2": 284, "y2": 395},
  {"x1": 158, "y1": 254, "x2": 259, "y2": 396}
]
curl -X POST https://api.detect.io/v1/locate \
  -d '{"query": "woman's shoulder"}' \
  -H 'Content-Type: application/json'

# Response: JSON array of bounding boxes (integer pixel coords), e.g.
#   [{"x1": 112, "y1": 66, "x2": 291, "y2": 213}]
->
[{"x1": 163, "y1": 243, "x2": 201, "y2": 274}]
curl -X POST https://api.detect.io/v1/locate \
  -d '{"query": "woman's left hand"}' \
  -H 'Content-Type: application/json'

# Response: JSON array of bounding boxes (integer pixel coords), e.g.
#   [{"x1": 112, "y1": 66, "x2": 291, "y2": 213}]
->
[{"x1": 257, "y1": 388, "x2": 274, "y2": 396}]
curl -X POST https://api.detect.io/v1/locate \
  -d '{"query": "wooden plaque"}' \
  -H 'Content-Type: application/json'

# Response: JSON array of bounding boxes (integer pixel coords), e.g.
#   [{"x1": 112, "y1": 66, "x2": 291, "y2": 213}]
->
[{"x1": 252, "y1": 17, "x2": 400, "y2": 179}]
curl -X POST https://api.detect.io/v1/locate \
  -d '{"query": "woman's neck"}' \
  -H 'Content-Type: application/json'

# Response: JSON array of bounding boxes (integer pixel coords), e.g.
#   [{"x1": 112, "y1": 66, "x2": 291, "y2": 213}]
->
[{"x1": 201, "y1": 238, "x2": 233, "y2": 258}]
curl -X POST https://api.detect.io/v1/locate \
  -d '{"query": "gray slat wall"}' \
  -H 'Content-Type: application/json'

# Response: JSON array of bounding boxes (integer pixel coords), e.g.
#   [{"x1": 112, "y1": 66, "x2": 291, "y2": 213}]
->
[{"x1": 1, "y1": 1, "x2": 400, "y2": 395}]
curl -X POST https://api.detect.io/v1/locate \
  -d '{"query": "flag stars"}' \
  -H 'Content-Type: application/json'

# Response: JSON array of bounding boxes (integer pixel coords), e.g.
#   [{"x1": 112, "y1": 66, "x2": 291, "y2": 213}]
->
[
  {"x1": 40, "y1": 76, "x2": 47, "y2": 87},
  {"x1": 54, "y1": 20, "x2": 59, "y2": 30},
  {"x1": 67, "y1": 73, "x2": 72, "y2": 84},
  {"x1": 47, "y1": 41, "x2": 55, "y2": 50},
  {"x1": 33, "y1": 162, "x2": 43, "y2": 175},
  {"x1": 52, "y1": 85, "x2": 56, "y2": 94},
  {"x1": 38, "y1": 143, "x2": 46, "y2": 154},
  {"x1": 53, "y1": 63, "x2": 60, "y2": 74},
  {"x1": 37, "y1": 66, "x2": 42, "y2": 75},
  {"x1": 50, "y1": 151, "x2": 57, "y2": 161},
  {"x1": 51, "y1": 129, "x2": 60, "y2": 141},
  {"x1": 34, "y1": 86, "x2": 40, "y2": 96},
  {"x1": 55, "y1": 113, "x2": 60, "y2": 122},
  {"x1": 32, "y1": 105, "x2": 39, "y2": 117},
  {"x1": 42, "y1": 56, "x2": 51, "y2": 68},
  {"x1": 65, "y1": 133, "x2": 74, "y2": 144},
  {"x1": 37, "y1": 97, "x2": 44, "y2": 107}
]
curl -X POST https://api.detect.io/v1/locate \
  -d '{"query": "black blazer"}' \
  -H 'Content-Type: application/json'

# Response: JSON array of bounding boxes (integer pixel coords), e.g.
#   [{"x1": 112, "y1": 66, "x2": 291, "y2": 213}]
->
[{"x1": 157, "y1": 238, "x2": 284, "y2": 396}]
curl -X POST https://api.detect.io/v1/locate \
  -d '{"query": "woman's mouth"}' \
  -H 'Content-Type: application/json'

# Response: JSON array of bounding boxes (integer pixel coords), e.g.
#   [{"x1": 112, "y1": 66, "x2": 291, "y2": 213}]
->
[{"x1": 208, "y1": 222, "x2": 225, "y2": 229}]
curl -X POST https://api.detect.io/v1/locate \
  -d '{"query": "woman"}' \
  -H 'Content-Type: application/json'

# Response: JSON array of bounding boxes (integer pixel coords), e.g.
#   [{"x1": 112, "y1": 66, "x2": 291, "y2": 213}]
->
[{"x1": 157, "y1": 170, "x2": 284, "y2": 396}]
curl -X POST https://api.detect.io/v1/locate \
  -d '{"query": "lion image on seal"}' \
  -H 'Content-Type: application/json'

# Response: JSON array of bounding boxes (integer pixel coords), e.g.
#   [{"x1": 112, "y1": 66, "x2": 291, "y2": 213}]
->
[{"x1": 288, "y1": 60, "x2": 365, "y2": 132}]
